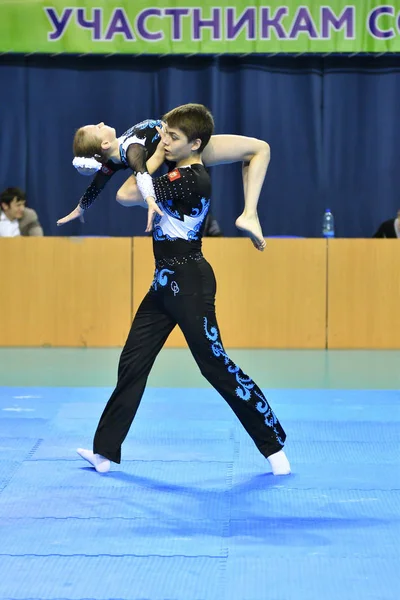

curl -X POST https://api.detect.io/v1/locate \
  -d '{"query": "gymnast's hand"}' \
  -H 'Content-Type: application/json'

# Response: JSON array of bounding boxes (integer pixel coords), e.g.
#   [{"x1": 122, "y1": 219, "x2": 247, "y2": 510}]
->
[
  {"x1": 156, "y1": 123, "x2": 168, "y2": 145},
  {"x1": 56, "y1": 204, "x2": 85, "y2": 226},
  {"x1": 145, "y1": 197, "x2": 163, "y2": 233}
]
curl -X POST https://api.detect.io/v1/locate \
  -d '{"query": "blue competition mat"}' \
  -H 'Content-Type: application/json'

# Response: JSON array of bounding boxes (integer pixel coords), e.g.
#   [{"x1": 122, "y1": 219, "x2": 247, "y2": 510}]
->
[{"x1": 0, "y1": 386, "x2": 398, "y2": 600}]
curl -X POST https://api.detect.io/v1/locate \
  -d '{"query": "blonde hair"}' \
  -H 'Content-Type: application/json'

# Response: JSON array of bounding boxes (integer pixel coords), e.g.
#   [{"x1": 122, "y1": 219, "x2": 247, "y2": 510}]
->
[{"x1": 73, "y1": 127, "x2": 103, "y2": 158}]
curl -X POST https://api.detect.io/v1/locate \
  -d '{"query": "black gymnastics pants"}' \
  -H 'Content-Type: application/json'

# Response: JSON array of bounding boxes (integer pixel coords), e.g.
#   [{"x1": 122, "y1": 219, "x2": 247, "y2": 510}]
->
[{"x1": 93, "y1": 255, "x2": 286, "y2": 463}]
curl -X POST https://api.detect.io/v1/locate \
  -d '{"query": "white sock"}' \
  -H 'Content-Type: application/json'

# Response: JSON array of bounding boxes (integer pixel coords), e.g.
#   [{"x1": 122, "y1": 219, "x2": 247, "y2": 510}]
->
[
  {"x1": 267, "y1": 449, "x2": 291, "y2": 475},
  {"x1": 76, "y1": 448, "x2": 111, "y2": 473}
]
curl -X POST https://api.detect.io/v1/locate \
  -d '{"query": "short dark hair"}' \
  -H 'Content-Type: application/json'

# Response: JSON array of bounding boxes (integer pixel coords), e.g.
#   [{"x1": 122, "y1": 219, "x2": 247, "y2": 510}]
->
[
  {"x1": 162, "y1": 103, "x2": 214, "y2": 153},
  {"x1": 0, "y1": 187, "x2": 26, "y2": 207}
]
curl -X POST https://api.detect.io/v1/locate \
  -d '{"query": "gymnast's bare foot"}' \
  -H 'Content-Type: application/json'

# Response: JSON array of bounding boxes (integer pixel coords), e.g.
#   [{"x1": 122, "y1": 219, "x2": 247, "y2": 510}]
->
[{"x1": 235, "y1": 213, "x2": 266, "y2": 251}]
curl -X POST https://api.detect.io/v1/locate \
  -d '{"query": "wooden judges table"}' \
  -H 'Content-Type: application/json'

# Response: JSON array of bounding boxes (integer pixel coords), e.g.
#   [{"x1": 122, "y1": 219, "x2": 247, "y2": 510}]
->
[{"x1": 1, "y1": 237, "x2": 399, "y2": 349}]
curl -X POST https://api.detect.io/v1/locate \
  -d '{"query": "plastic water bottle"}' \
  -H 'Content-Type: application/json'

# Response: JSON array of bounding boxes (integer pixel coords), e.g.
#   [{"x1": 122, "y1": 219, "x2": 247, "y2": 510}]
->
[{"x1": 322, "y1": 209, "x2": 335, "y2": 238}]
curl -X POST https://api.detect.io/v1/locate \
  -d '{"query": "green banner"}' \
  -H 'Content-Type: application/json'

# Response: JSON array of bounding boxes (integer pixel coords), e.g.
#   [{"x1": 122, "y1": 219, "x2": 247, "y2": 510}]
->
[{"x1": 1, "y1": 1, "x2": 399, "y2": 54}]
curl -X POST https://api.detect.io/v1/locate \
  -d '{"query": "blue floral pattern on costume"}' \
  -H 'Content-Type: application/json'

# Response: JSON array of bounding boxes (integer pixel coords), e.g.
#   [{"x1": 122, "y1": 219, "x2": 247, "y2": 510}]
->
[
  {"x1": 187, "y1": 198, "x2": 210, "y2": 240},
  {"x1": 132, "y1": 119, "x2": 161, "y2": 143},
  {"x1": 190, "y1": 197, "x2": 210, "y2": 218},
  {"x1": 203, "y1": 317, "x2": 283, "y2": 443},
  {"x1": 119, "y1": 145, "x2": 127, "y2": 165},
  {"x1": 118, "y1": 119, "x2": 162, "y2": 166},
  {"x1": 153, "y1": 224, "x2": 178, "y2": 242},
  {"x1": 187, "y1": 222, "x2": 203, "y2": 241},
  {"x1": 162, "y1": 200, "x2": 182, "y2": 220},
  {"x1": 253, "y1": 389, "x2": 281, "y2": 432},
  {"x1": 151, "y1": 268, "x2": 175, "y2": 291},
  {"x1": 127, "y1": 119, "x2": 161, "y2": 133}
]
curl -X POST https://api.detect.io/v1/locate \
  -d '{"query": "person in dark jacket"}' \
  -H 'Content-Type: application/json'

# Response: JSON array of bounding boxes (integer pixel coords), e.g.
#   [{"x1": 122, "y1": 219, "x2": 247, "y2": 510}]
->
[{"x1": 373, "y1": 210, "x2": 400, "y2": 238}]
